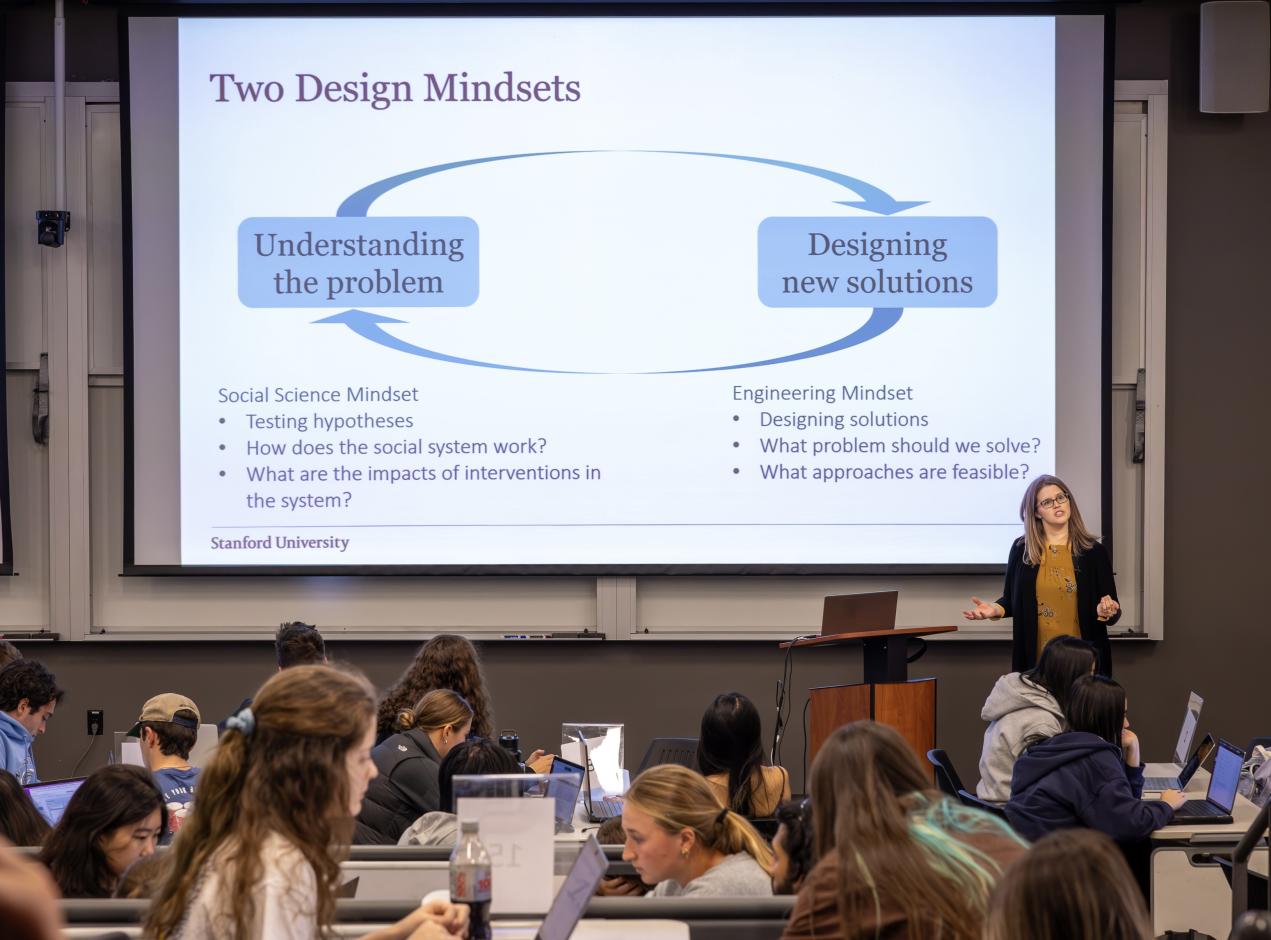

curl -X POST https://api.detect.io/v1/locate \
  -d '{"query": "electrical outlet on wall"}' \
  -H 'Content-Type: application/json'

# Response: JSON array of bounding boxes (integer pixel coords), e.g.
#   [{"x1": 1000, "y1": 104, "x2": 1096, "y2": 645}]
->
[{"x1": 86, "y1": 709, "x2": 103, "y2": 736}]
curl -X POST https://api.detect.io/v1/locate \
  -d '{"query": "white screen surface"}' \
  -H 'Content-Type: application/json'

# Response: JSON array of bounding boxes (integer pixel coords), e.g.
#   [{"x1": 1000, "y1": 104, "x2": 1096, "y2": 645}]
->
[{"x1": 127, "y1": 14, "x2": 1106, "y2": 570}]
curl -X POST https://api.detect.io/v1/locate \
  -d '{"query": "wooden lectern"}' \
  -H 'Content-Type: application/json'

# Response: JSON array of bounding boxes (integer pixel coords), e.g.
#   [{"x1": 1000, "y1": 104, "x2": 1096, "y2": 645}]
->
[{"x1": 779, "y1": 625, "x2": 957, "y2": 767}]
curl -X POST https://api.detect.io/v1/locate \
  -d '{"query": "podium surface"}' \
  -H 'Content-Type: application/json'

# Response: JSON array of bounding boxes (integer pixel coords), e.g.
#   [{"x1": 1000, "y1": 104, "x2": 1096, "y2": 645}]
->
[{"x1": 781, "y1": 625, "x2": 956, "y2": 767}]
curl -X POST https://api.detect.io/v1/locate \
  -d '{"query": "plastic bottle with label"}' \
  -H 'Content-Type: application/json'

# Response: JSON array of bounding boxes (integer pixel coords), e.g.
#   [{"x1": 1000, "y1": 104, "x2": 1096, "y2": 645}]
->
[{"x1": 450, "y1": 818, "x2": 493, "y2": 939}]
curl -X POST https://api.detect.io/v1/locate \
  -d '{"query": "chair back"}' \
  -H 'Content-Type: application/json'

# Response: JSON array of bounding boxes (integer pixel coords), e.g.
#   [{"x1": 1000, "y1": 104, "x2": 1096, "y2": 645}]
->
[
  {"x1": 637, "y1": 737, "x2": 699, "y2": 775},
  {"x1": 957, "y1": 789, "x2": 1009, "y2": 820},
  {"x1": 926, "y1": 748, "x2": 965, "y2": 797}
]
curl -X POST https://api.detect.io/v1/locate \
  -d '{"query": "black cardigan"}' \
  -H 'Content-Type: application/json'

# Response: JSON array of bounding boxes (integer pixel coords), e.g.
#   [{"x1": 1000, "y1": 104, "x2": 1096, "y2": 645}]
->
[{"x1": 995, "y1": 538, "x2": 1120, "y2": 675}]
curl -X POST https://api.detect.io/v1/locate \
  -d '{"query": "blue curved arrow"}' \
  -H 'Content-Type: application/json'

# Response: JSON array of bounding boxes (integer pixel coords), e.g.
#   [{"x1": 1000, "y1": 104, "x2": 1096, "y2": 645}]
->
[
  {"x1": 315, "y1": 308, "x2": 903, "y2": 374},
  {"x1": 329, "y1": 150, "x2": 916, "y2": 371},
  {"x1": 314, "y1": 310, "x2": 587, "y2": 374},
  {"x1": 337, "y1": 149, "x2": 922, "y2": 217},
  {"x1": 653, "y1": 308, "x2": 904, "y2": 374},
  {"x1": 337, "y1": 151, "x2": 592, "y2": 218},
  {"x1": 638, "y1": 151, "x2": 926, "y2": 216}
]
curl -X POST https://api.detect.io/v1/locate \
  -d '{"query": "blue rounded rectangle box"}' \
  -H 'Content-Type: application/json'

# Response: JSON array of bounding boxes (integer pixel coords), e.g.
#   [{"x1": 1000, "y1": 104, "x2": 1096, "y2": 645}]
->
[
  {"x1": 758, "y1": 216, "x2": 997, "y2": 308},
  {"x1": 238, "y1": 217, "x2": 479, "y2": 308}
]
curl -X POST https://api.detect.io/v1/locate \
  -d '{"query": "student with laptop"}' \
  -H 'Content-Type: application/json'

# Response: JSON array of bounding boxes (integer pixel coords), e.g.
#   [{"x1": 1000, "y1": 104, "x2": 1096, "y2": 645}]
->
[
  {"x1": 39, "y1": 764, "x2": 166, "y2": 898},
  {"x1": 398, "y1": 736, "x2": 522, "y2": 847},
  {"x1": 697, "y1": 692, "x2": 791, "y2": 818},
  {"x1": 355, "y1": 690, "x2": 474, "y2": 845},
  {"x1": 0, "y1": 659, "x2": 63, "y2": 785},
  {"x1": 1006, "y1": 675, "x2": 1186, "y2": 843},
  {"x1": 131, "y1": 692, "x2": 204, "y2": 841},
  {"x1": 976, "y1": 636, "x2": 1097, "y2": 802},
  {"x1": 146, "y1": 665, "x2": 468, "y2": 940},
  {"x1": 621, "y1": 763, "x2": 774, "y2": 898}
]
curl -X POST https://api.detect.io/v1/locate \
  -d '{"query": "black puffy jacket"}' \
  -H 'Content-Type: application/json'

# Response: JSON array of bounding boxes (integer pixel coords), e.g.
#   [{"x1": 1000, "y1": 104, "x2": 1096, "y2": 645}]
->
[{"x1": 353, "y1": 729, "x2": 443, "y2": 845}]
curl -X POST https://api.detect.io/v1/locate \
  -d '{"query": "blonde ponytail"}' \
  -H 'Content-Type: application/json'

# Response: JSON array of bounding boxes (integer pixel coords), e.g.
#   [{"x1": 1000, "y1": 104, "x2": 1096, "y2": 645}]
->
[
  {"x1": 396, "y1": 688, "x2": 474, "y2": 735},
  {"x1": 626, "y1": 764, "x2": 774, "y2": 869}
]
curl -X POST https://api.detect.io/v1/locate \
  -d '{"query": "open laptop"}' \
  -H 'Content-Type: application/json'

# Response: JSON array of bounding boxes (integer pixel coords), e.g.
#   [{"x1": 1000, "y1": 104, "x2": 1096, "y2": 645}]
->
[
  {"x1": 1145, "y1": 733, "x2": 1216, "y2": 792},
  {"x1": 1170, "y1": 738, "x2": 1244, "y2": 825},
  {"x1": 821, "y1": 591, "x2": 898, "y2": 635},
  {"x1": 494, "y1": 834, "x2": 608, "y2": 940},
  {"x1": 547, "y1": 756, "x2": 586, "y2": 833},
  {"x1": 1155, "y1": 692, "x2": 1204, "y2": 773},
  {"x1": 24, "y1": 777, "x2": 86, "y2": 826},
  {"x1": 576, "y1": 740, "x2": 624, "y2": 823}
]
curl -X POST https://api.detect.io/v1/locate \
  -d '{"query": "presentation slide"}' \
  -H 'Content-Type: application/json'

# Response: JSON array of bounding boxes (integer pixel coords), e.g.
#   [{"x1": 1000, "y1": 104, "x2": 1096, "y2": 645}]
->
[{"x1": 126, "y1": 14, "x2": 1106, "y2": 570}]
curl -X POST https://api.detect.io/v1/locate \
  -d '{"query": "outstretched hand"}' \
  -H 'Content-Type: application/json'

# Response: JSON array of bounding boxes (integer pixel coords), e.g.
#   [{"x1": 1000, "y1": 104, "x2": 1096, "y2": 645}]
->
[{"x1": 962, "y1": 597, "x2": 1001, "y2": 621}]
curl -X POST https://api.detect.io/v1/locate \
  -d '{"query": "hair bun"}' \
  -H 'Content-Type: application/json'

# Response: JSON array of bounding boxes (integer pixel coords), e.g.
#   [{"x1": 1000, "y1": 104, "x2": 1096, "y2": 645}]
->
[{"x1": 396, "y1": 710, "x2": 416, "y2": 731}]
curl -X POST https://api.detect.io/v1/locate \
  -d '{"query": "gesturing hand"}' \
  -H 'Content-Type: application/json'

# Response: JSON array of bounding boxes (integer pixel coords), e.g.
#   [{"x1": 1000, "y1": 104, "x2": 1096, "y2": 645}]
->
[
  {"x1": 1096, "y1": 595, "x2": 1120, "y2": 619},
  {"x1": 962, "y1": 597, "x2": 1001, "y2": 621}
]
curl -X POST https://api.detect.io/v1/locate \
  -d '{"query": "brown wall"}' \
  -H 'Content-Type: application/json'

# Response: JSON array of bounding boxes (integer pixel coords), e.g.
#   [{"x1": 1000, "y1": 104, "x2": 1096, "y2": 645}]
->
[{"x1": 6, "y1": 1, "x2": 1271, "y2": 790}]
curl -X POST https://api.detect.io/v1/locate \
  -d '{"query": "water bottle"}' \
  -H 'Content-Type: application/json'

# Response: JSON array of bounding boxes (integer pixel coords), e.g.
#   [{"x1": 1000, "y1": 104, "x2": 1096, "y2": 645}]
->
[{"x1": 450, "y1": 818, "x2": 492, "y2": 939}]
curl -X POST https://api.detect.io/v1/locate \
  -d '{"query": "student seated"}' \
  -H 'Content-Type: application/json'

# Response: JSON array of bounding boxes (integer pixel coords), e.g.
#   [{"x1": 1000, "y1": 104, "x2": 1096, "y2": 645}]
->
[
  {"x1": 1006, "y1": 674, "x2": 1185, "y2": 844},
  {"x1": 697, "y1": 692, "x2": 791, "y2": 818},
  {"x1": 621, "y1": 763, "x2": 774, "y2": 898},
  {"x1": 145, "y1": 665, "x2": 468, "y2": 940},
  {"x1": 782, "y1": 721, "x2": 1027, "y2": 940},
  {"x1": 596, "y1": 816, "x2": 652, "y2": 897},
  {"x1": 0, "y1": 770, "x2": 51, "y2": 845},
  {"x1": 977, "y1": 636, "x2": 1096, "y2": 802},
  {"x1": 984, "y1": 829, "x2": 1152, "y2": 940},
  {"x1": 218, "y1": 621, "x2": 326, "y2": 733},
  {"x1": 131, "y1": 692, "x2": 203, "y2": 841},
  {"x1": 378, "y1": 634, "x2": 495, "y2": 742},
  {"x1": 0, "y1": 660, "x2": 63, "y2": 784},
  {"x1": 769, "y1": 798, "x2": 814, "y2": 895},
  {"x1": 355, "y1": 690, "x2": 474, "y2": 845},
  {"x1": 398, "y1": 736, "x2": 521, "y2": 847},
  {"x1": 39, "y1": 763, "x2": 166, "y2": 898}
]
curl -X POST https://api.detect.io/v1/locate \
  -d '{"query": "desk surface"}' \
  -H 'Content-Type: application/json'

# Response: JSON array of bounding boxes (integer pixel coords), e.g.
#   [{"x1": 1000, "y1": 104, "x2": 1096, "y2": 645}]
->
[{"x1": 1147, "y1": 763, "x2": 1261, "y2": 842}]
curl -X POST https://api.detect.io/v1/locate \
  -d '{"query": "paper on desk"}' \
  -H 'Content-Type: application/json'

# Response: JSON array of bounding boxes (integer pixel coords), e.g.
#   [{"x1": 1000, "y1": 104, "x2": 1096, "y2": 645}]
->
[{"x1": 455, "y1": 796, "x2": 554, "y2": 914}]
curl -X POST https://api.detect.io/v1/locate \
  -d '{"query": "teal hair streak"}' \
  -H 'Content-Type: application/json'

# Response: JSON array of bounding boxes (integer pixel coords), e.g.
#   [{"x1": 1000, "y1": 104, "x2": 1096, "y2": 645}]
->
[{"x1": 905, "y1": 794, "x2": 1027, "y2": 898}]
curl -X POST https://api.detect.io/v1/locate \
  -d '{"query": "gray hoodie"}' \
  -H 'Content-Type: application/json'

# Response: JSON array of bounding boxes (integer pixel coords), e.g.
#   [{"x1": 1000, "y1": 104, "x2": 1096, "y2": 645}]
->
[
  {"x1": 397, "y1": 811, "x2": 460, "y2": 847},
  {"x1": 976, "y1": 672, "x2": 1064, "y2": 802}
]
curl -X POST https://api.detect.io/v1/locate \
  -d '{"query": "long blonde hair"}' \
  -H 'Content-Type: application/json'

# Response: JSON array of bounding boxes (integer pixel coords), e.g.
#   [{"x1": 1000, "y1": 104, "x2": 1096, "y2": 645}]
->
[
  {"x1": 145, "y1": 665, "x2": 375, "y2": 939},
  {"x1": 624, "y1": 764, "x2": 773, "y2": 869},
  {"x1": 396, "y1": 688, "x2": 474, "y2": 735},
  {"x1": 1019, "y1": 473, "x2": 1099, "y2": 566},
  {"x1": 984, "y1": 829, "x2": 1151, "y2": 940}
]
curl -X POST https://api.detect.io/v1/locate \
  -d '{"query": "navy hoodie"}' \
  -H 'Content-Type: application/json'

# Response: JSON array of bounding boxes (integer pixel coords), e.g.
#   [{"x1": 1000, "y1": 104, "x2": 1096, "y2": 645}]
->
[{"x1": 1006, "y1": 731, "x2": 1174, "y2": 843}]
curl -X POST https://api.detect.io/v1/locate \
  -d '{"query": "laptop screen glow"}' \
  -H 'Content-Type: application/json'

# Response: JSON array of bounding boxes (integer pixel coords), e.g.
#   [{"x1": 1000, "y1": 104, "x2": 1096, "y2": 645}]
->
[
  {"x1": 24, "y1": 778, "x2": 85, "y2": 826},
  {"x1": 1207, "y1": 742, "x2": 1243, "y2": 813}
]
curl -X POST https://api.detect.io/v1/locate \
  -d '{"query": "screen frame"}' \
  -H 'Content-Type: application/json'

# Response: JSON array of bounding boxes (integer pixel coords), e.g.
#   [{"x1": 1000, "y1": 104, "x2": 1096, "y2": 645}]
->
[
  {"x1": 0, "y1": 11, "x2": 15, "y2": 578},
  {"x1": 119, "y1": 1, "x2": 1116, "y2": 577}
]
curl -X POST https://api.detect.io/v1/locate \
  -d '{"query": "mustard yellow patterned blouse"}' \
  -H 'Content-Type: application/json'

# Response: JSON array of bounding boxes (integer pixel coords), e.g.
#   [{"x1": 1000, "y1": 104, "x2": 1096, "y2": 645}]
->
[{"x1": 1036, "y1": 542, "x2": 1080, "y2": 653}]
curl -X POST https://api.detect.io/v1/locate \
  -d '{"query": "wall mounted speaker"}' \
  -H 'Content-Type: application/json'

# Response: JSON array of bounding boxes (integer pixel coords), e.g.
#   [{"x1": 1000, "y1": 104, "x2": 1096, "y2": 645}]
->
[{"x1": 1200, "y1": 1, "x2": 1270, "y2": 113}]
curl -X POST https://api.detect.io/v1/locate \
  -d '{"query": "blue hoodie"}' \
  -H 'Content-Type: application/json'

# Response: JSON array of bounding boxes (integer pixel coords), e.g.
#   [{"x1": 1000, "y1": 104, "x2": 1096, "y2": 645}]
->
[
  {"x1": 1006, "y1": 731, "x2": 1173, "y2": 843},
  {"x1": 0, "y1": 710, "x2": 38, "y2": 784}
]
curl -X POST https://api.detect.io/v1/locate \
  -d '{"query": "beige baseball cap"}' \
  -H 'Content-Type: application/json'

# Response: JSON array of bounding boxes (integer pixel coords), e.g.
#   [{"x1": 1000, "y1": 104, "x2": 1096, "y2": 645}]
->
[{"x1": 128, "y1": 693, "x2": 201, "y2": 736}]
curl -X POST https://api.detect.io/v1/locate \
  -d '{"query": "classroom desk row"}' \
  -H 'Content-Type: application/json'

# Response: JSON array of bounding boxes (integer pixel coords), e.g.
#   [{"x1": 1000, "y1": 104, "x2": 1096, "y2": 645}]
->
[
  {"x1": 59, "y1": 897, "x2": 797, "y2": 940},
  {"x1": 1148, "y1": 763, "x2": 1268, "y2": 939}
]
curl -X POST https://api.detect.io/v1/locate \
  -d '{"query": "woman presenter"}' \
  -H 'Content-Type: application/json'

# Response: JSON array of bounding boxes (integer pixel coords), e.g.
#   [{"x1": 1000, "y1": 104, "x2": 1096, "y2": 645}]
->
[{"x1": 963, "y1": 475, "x2": 1120, "y2": 675}]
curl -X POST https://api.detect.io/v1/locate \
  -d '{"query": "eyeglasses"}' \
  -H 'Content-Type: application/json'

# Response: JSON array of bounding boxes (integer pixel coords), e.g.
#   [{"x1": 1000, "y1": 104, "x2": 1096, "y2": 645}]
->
[{"x1": 1037, "y1": 493, "x2": 1070, "y2": 510}]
